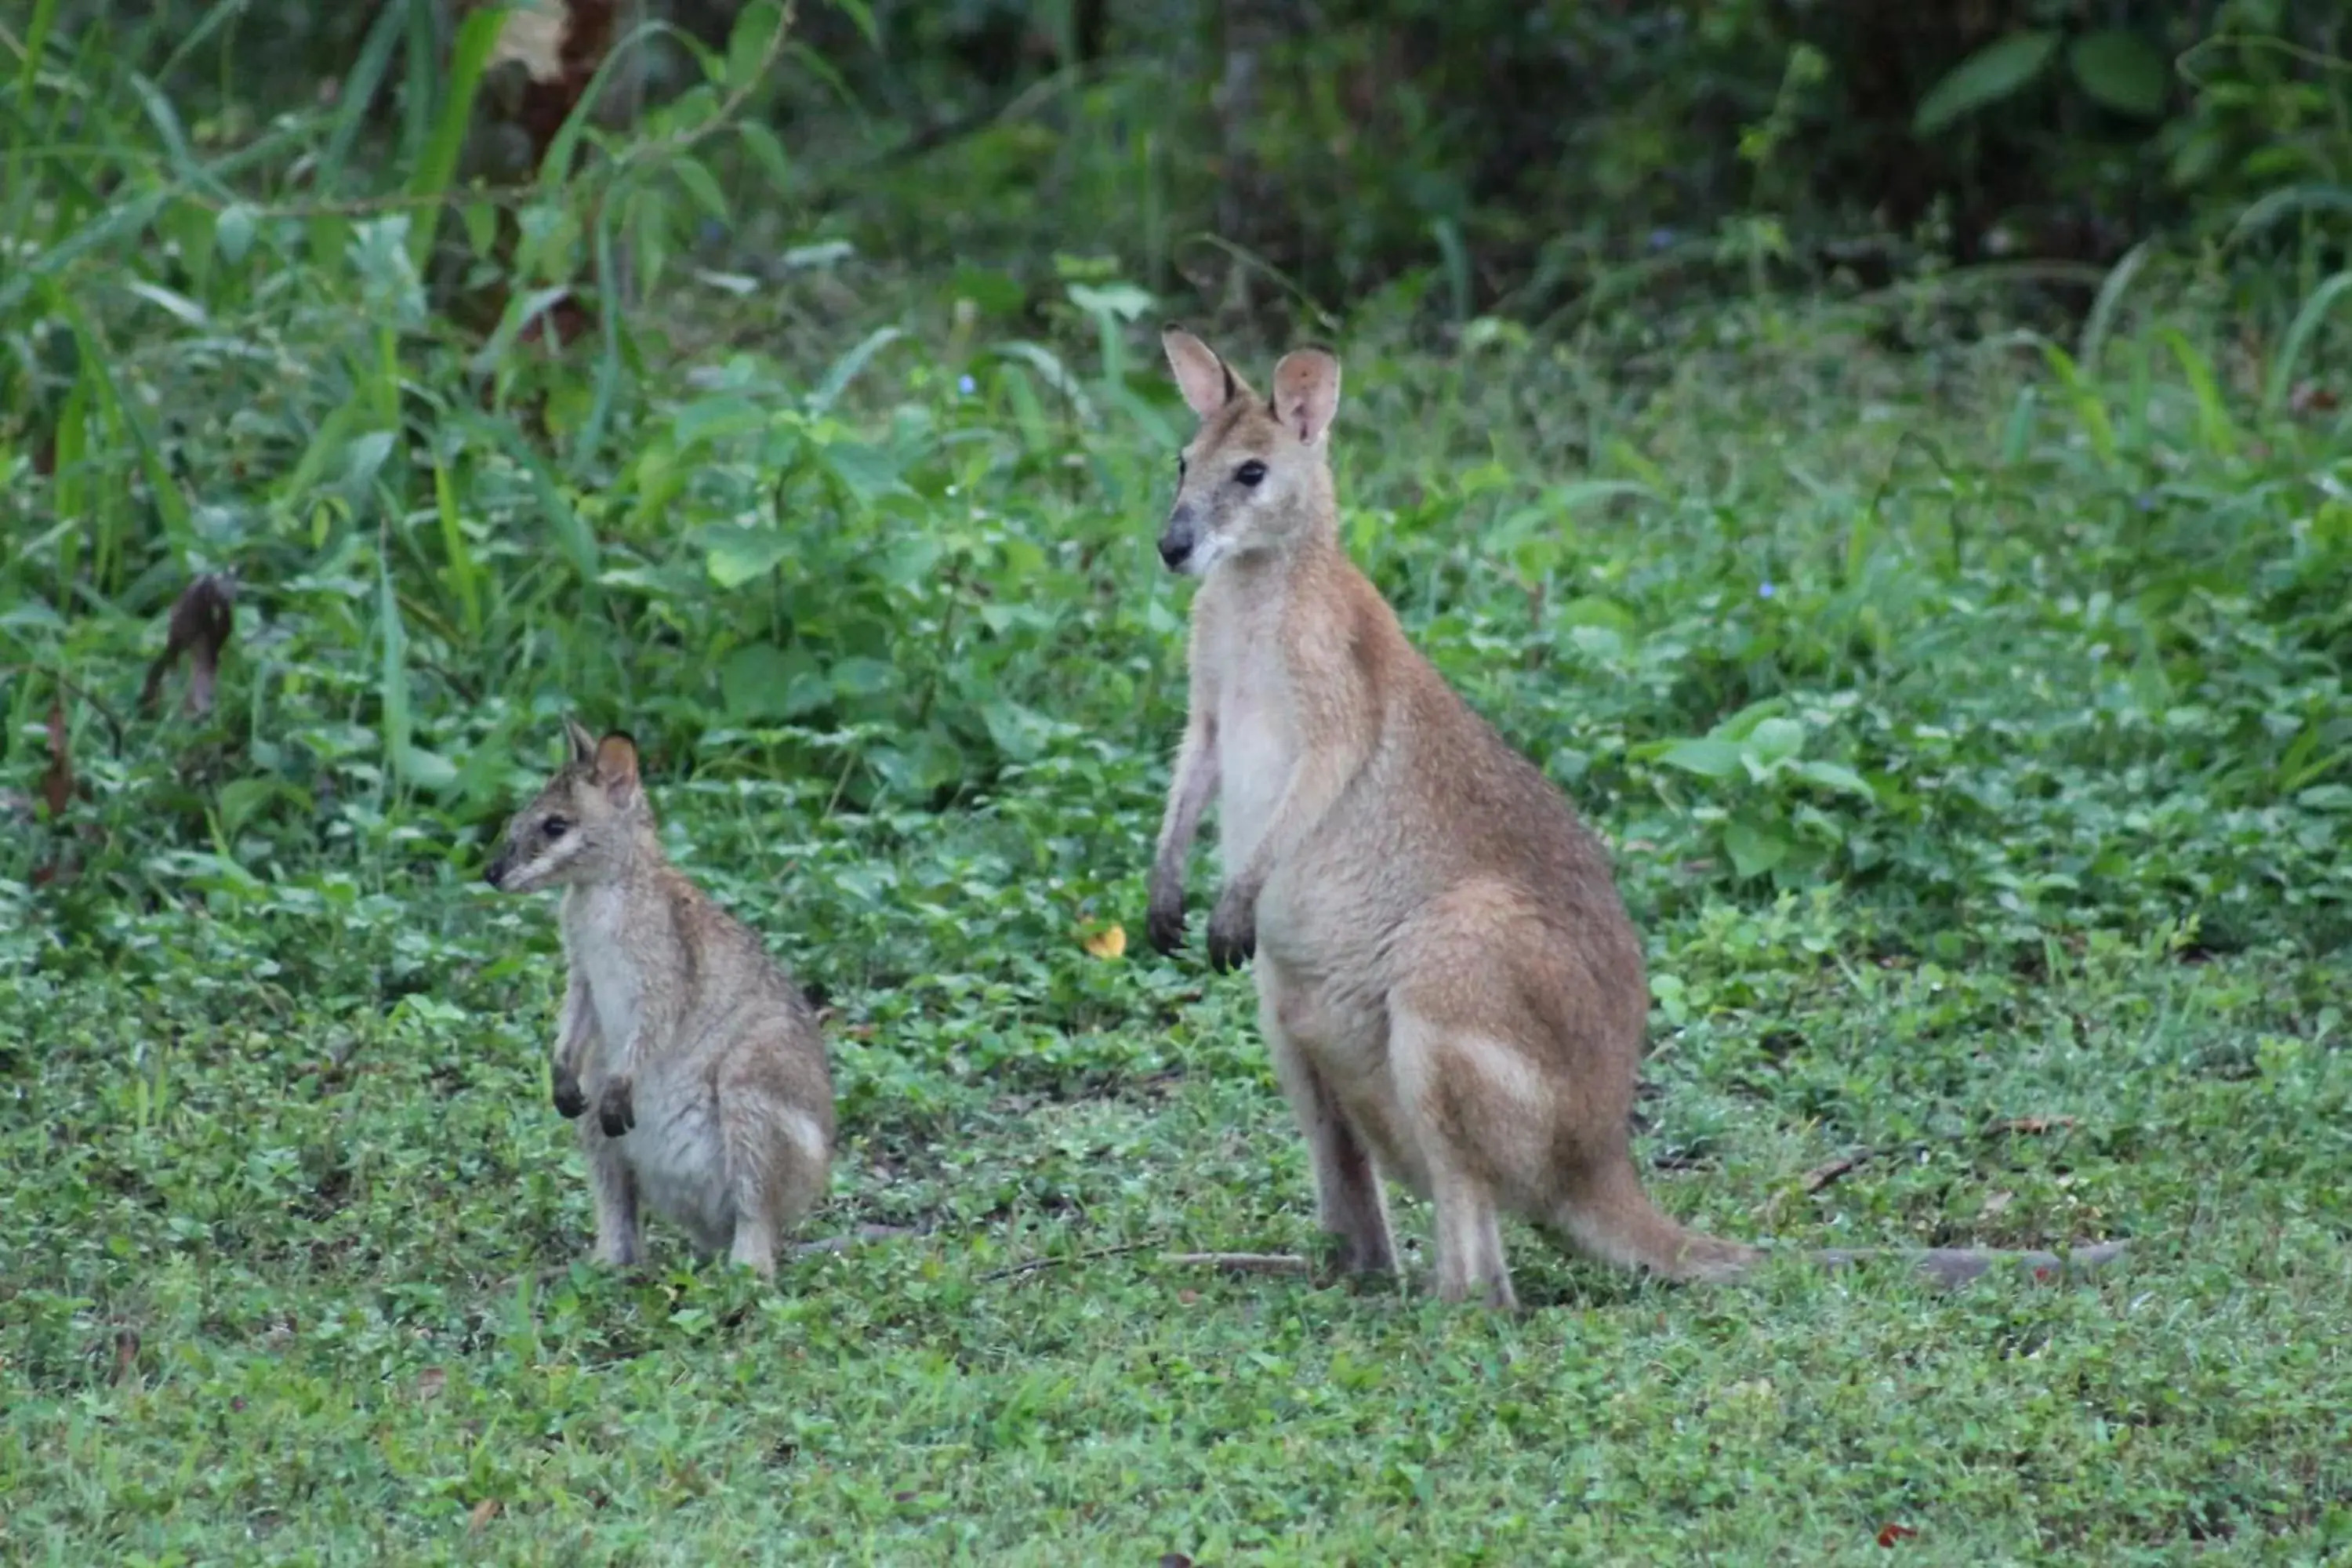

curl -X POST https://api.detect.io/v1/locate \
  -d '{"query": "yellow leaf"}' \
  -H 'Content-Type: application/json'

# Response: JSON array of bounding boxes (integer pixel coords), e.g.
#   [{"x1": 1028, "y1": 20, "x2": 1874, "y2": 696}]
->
[{"x1": 1082, "y1": 923, "x2": 1126, "y2": 960}]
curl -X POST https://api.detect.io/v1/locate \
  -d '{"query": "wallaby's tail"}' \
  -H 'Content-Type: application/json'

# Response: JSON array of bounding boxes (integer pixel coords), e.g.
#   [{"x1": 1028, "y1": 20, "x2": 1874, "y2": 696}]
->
[{"x1": 1554, "y1": 1162, "x2": 1761, "y2": 1283}]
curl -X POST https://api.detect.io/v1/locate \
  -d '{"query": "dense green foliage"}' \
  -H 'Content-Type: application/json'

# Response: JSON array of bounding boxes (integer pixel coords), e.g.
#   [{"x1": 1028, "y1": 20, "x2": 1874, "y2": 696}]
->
[
  {"x1": 19, "y1": 0, "x2": 2352, "y2": 309},
  {"x1": 5, "y1": 1, "x2": 2351, "y2": 1561}
]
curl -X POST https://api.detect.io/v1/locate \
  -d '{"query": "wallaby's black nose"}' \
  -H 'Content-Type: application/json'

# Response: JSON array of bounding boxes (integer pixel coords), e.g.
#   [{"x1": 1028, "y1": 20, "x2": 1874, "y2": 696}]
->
[
  {"x1": 482, "y1": 859, "x2": 505, "y2": 889},
  {"x1": 1159, "y1": 504, "x2": 1198, "y2": 570}
]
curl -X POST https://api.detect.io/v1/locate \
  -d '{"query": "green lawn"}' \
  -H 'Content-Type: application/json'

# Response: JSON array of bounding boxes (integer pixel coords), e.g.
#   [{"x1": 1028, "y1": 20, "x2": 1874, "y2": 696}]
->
[{"x1": 4, "y1": 285, "x2": 2349, "y2": 1563}]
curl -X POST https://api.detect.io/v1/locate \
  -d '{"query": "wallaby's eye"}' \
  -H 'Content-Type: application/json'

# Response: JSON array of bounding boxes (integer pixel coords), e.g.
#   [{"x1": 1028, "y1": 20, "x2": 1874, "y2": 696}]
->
[
  {"x1": 541, "y1": 816, "x2": 572, "y2": 840},
  {"x1": 1234, "y1": 459, "x2": 1268, "y2": 488},
  {"x1": 1176, "y1": 453, "x2": 1188, "y2": 479}
]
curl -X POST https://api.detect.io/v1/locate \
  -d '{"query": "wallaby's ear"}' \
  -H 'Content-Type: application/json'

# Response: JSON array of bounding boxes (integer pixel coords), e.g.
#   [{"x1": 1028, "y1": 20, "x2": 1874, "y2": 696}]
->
[
  {"x1": 1163, "y1": 325, "x2": 1243, "y2": 419},
  {"x1": 593, "y1": 732, "x2": 641, "y2": 808},
  {"x1": 1271, "y1": 347, "x2": 1341, "y2": 447},
  {"x1": 564, "y1": 715, "x2": 597, "y2": 765}
]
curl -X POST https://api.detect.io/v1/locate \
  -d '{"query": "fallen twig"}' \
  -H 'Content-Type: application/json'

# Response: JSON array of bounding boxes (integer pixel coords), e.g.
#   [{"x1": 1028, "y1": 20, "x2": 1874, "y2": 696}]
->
[
  {"x1": 1160, "y1": 1251, "x2": 1314, "y2": 1276},
  {"x1": 976, "y1": 1241, "x2": 1160, "y2": 1281},
  {"x1": 1813, "y1": 1238, "x2": 2132, "y2": 1289},
  {"x1": 1802, "y1": 1152, "x2": 1870, "y2": 1193}
]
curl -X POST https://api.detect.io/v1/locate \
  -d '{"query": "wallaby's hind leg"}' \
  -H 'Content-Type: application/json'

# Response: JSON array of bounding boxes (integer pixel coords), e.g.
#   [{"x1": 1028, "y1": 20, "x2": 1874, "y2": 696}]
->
[
  {"x1": 727, "y1": 1209, "x2": 779, "y2": 1278},
  {"x1": 580, "y1": 1123, "x2": 641, "y2": 1268},
  {"x1": 1388, "y1": 1003, "x2": 1519, "y2": 1308},
  {"x1": 721, "y1": 1087, "x2": 829, "y2": 1280},
  {"x1": 1259, "y1": 965, "x2": 1395, "y2": 1279},
  {"x1": 1428, "y1": 1165, "x2": 1515, "y2": 1309}
]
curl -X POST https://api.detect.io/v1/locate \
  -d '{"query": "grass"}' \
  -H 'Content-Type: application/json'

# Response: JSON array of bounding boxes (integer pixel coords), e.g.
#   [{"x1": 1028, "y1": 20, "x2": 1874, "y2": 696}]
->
[
  {"x1": 4, "y1": 274, "x2": 2350, "y2": 1563},
  {"x1": 3, "y1": 24, "x2": 2352, "y2": 1556}
]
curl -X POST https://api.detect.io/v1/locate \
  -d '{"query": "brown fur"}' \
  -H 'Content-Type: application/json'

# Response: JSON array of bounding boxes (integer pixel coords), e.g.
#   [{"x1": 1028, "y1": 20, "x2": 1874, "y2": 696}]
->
[
  {"x1": 485, "y1": 720, "x2": 834, "y2": 1278},
  {"x1": 1146, "y1": 327, "x2": 1757, "y2": 1308}
]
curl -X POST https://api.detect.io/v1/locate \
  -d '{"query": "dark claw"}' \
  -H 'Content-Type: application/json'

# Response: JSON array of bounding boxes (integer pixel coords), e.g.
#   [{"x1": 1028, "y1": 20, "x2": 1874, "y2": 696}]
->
[
  {"x1": 597, "y1": 1077, "x2": 637, "y2": 1138},
  {"x1": 1146, "y1": 901, "x2": 1188, "y2": 957},
  {"x1": 552, "y1": 1065, "x2": 588, "y2": 1120},
  {"x1": 1206, "y1": 920, "x2": 1255, "y2": 973}
]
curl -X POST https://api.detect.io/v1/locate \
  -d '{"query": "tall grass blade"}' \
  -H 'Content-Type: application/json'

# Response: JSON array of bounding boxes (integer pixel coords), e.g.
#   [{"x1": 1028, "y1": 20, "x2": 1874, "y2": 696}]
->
[
  {"x1": 151, "y1": 0, "x2": 255, "y2": 89},
  {"x1": 401, "y1": 0, "x2": 438, "y2": 169},
  {"x1": 2227, "y1": 183, "x2": 2352, "y2": 244},
  {"x1": 2157, "y1": 328, "x2": 2238, "y2": 456},
  {"x1": 573, "y1": 210, "x2": 630, "y2": 470},
  {"x1": 318, "y1": 0, "x2": 414, "y2": 195},
  {"x1": 376, "y1": 536, "x2": 415, "y2": 791},
  {"x1": 535, "y1": 13, "x2": 691, "y2": 201},
  {"x1": 2077, "y1": 240, "x2": 2152, "y2": 372},
  {"x1": 432, "y1": 457, "x2": 483, "y2": 639},
  {"x1": 809, "y1": 326, "x2": 906, "y2": 416},
  {"x1": 2039, "y1": 343, "x2": 2118, "y2": 470},
  {"x1": 2263, "y1": 270, "x2": 2352, "y2": 419},
  {"x1": 49, "y1": 288, "x2": 194, "y2": 562},
  {"x1": 3, "y1": 0, "x2": 65, "y2": 241},
  {"x1": 404, "y1": 5, "x2": 507, "y2": 274},
  {"x1": 1998, "y1": 385, "x2": 2038, "y2": 465}
]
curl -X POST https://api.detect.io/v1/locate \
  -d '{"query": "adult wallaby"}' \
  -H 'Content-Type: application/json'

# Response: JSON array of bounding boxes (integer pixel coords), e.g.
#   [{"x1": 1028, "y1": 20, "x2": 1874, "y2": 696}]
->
[
  {"x1": 485, "y1": 720, "x2": 833, "y2": 1279},
  {"x1": 1142, "y1": 328, "x2": 2124, "y2": 1308}
]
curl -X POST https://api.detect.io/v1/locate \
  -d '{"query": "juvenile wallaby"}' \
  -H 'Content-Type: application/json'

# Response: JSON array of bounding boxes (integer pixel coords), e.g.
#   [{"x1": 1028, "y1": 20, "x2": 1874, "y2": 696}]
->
[
  {"x1": 1145, "y1": 330, "x2": 2132, "y2": 1309},
  {"x1": 484, "y1": 720, "x2": 834, "y2": 1279}
]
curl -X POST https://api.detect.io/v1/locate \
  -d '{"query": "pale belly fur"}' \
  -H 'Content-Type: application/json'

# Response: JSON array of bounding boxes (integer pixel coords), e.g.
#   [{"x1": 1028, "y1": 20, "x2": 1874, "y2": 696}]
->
[
  {"x1": 617, "y1": 1058, "x2": 734, "y2": 1250},
  {"x1": 1215, "y1": 687, "x2": 1293, "y2": 878},
  {"x1": 567, "y1": 889, "x2": 735, "y2": 1249}
]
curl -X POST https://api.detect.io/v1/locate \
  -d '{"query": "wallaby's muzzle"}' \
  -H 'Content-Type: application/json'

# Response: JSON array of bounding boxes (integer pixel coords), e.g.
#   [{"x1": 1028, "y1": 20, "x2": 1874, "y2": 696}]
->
[{"x1": 1158, "y1": 505, "x2": 1199, "y2": 571}]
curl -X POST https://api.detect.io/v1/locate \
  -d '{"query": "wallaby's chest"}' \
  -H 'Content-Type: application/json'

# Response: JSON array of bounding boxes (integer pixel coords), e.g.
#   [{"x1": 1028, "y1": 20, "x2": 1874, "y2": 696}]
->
[
  {"x1": 1200, "y1": 594, "x2": 1297, "y2": 874},
  {"x1": 561, "y1": 885, "x2": 653, "y2": 1054},
  {"x1": 622, "y1": 1077, "x2": 732, "y2": 1245}
]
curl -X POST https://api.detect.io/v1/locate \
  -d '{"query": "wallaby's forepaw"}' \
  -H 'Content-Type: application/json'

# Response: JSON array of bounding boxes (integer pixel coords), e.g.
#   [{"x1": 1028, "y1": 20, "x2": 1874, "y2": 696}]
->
[
  {"x1": 552, "y1": 1065, "x2": 588, "y2": 1120},
  {"x1": 1145, "y1": 894, "x2": 1189, "y2": 958},
  {"x1": 597, "y1": 1076, "x2": 637, "y2": 1138},
  {"x1": 1206, "y1": 890, "x2": 1256, "y2": 972}
]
